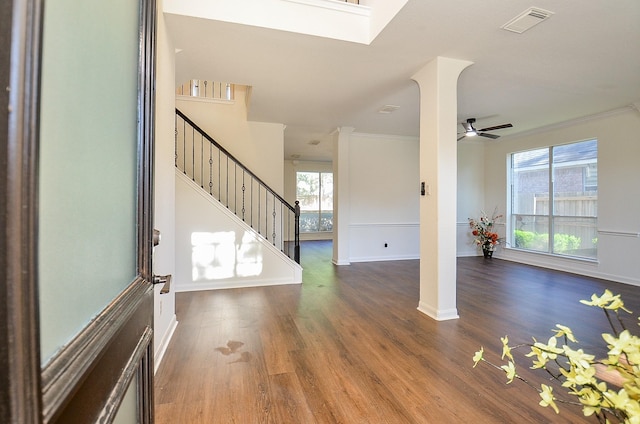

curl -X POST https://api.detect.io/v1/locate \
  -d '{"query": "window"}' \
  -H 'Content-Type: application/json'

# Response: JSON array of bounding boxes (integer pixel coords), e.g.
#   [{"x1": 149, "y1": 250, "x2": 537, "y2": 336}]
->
[
  {"x1": 510, "y1": 139, "x2": 597, "y2": 259},
  {"x1": 296, "y1": 171, "x2": 333, "y2": 233}
]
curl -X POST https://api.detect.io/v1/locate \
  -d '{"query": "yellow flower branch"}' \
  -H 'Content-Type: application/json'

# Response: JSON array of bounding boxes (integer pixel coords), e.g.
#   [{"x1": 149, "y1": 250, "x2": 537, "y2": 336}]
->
[{"x1": 473, "y1": 290, "x2": 640, "y2": 423}]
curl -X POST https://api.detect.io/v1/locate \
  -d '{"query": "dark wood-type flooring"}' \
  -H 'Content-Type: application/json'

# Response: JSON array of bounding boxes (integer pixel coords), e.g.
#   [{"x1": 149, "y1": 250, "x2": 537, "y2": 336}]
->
[{"x1": 155, "y1": 241, "x2": 640, "y2": 423}]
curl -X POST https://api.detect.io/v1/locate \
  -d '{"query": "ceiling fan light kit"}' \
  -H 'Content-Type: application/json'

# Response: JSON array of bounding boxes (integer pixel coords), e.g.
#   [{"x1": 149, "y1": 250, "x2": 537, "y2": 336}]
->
[{"x1": 457, "y1": 118, "x2": 513, "y2": 141}]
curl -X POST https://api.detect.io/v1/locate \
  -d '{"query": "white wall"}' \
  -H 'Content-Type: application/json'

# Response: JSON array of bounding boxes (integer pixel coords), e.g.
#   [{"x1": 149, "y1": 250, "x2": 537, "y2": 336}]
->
[
  {"x1": 176, "y1": 91, "x2": 285, "y2": 193},
  {"x1": 285, "y1": 134, "x2": 420, "y2": 259},
  {"x1": 481, "y1": 107, "x2": 640, "y2": 285},
  {"x1": 175, "y1": 172, "x2": 302, "y2": 291},
  {"x1": 457, "y1": 141, "x2": 487, "y2": 256},
  {"x1": 347, "y1": 133, "x2": 420, "y2": 262},
  {"x1": 153, "y1": 0, "x2": 178, "y2": 372}
]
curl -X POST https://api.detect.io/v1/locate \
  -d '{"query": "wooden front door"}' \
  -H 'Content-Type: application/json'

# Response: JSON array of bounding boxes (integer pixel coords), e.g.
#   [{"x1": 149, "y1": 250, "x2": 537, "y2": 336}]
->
[{"x1": 1, "y1": 0, "x2": 157, "y2": 422}]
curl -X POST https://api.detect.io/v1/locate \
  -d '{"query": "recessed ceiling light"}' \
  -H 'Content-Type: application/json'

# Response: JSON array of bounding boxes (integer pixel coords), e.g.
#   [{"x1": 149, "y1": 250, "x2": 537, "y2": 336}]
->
[
  {"x1": 378, "y1": 105, "x2": 400, "y2": 114},
  {"x1": 502, "y1": 7, "x2": 554, "y2": 34}
]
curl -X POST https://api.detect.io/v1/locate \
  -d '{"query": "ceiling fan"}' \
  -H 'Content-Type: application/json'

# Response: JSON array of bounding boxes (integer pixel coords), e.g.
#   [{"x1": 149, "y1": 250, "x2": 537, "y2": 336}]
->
[{"x1": 457, "y1": 118, "x2": 513, "y2": 141}]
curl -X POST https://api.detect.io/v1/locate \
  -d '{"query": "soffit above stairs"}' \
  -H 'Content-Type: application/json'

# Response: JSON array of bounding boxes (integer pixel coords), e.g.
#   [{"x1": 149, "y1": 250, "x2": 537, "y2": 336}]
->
[{"x1": 163, "y1": 0, "x2": 408, "y2": 45}]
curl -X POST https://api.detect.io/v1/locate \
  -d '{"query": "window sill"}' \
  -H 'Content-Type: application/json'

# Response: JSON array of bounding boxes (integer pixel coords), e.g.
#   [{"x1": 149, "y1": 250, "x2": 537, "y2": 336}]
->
[{"x1": 504, "y1": 246, "x2": 599, "y2": 264}]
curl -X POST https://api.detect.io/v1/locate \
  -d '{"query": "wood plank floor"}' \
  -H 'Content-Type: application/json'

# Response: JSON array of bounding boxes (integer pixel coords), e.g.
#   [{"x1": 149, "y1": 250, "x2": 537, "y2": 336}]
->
[{"x1": 155, "y1": 241, "x2": 640, "y2": 423}]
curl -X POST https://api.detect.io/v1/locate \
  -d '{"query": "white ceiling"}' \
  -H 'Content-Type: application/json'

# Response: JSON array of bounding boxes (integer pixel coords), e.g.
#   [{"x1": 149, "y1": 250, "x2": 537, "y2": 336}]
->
[{"x1": 166, "y1": 0, "x2": 640, "y2": 162}]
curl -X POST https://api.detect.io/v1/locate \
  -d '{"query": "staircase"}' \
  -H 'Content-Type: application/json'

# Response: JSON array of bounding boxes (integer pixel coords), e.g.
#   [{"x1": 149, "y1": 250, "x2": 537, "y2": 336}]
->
[{"x1": 174, "y1": 109, "x2": 300, "y2": 263}]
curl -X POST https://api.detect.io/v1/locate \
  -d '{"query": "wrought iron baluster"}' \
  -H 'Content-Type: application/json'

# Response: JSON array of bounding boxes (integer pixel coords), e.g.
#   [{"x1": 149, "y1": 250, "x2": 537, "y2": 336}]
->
[
  {"x1": 289, "y1": 206, "x2": 293, "y2": 256},
  {"x1": 174, "y1": 108, "x2": 300, "y2": 263},
  {"x1": 284, "y1": 204, "x2": 288, "y2": 254},
  {"x1": 272, "y1": 196, "x2": 276, "y2": 245},
  {"x1": 209, "y1": 143, "x2": 213, "y2": 195},
  {"x1": 191, "y1": 127, "x2": 195, "y2": 181},
  {"x1": 250, "y1": 179, "x2": 254, "y2": 228},
  {"x1": 241, "y1": 171, "x2": 246, "y2": 221},
  {"x1": 182, "y1": 118, "x2": 186, "y2": 174},
  {"x1": 200, "y1": 134, "x2": 204, "y2": 188},
  {"x1": 280, "y1": 203, "x2": 285, "y2": 253}
]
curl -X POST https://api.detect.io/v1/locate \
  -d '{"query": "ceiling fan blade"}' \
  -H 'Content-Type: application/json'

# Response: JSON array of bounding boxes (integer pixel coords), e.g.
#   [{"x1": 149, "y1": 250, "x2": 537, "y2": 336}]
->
[
  {"x1": 478, "y1": 123, "x2": 513, "y2": 132},
  {"x1": 479, "y1": 133, "x2": 500, "y2": 139},
  {"x1": 457, "y1": 135, "x2": 466, "y2": 141}
]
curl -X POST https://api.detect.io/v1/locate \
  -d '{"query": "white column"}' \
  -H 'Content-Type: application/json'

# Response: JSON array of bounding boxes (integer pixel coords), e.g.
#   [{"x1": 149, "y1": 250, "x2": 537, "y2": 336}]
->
[
  {"x1": 332, "y1": 126, "x2": 353, "y2": 265},
  {"x1": 412, "y1": 57, "x2": 472, "y2": 321}
]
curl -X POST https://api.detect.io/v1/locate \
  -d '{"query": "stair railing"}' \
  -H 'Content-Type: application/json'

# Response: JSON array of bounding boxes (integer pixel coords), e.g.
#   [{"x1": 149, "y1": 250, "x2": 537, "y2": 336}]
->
[{"x1": 175, "y1": 108, "x2": 300, "y2": 263}]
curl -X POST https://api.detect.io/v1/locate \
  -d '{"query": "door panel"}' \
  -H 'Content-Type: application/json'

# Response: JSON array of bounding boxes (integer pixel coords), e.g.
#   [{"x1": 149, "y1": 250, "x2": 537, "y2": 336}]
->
[
  {"x1": 38, "y1": 0, "x2": 140, "y2": 365},
  {"x1": 42, "y1": 283, "x2": 153, "y2": 423},
  {"x1": 1, "y1": 0, "x2": 157, "y2": 422}
]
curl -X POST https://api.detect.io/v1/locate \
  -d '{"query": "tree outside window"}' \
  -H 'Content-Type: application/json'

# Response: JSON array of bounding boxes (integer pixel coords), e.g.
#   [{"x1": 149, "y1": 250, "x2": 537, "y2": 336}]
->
[{"x1": 296, "y1": 172, "x2": 333, "y2": 233}]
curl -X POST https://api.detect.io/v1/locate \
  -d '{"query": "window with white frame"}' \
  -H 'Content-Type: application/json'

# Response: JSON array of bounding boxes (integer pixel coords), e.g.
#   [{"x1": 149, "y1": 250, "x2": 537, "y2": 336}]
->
[
  {"x1": 509, "y1": 139, "x2": 597, "y2": 259},
  {"x1": 296, "y1": 171, "x2": 333, "y2": 233}
]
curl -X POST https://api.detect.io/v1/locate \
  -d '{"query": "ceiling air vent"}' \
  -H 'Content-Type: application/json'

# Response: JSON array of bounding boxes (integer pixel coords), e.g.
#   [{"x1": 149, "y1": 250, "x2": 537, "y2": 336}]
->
[{"x1": 501, "y1": 7, "x2": 554, "y2": 34}]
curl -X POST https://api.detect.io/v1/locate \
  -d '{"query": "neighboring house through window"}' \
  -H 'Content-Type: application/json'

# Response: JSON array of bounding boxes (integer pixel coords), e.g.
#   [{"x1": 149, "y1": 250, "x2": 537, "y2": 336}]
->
[
  {"x1": 509, "y1": 139, "x2": 598, "y2": 259},
  {"x1": 296, "y1": 171, "x2": 333, "y2": 233}
]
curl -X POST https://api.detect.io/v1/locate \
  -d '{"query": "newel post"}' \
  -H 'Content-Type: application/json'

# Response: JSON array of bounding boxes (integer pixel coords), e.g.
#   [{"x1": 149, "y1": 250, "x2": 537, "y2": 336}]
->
[{"x1": 294, "y1": 200, "x2": 300, "y2": 263}]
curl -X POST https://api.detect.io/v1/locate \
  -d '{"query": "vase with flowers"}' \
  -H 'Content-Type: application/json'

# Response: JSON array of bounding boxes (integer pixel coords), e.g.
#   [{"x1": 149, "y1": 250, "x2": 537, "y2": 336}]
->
[{"x1": 468, "y1": 209, "x2": 504, "y2": 258}]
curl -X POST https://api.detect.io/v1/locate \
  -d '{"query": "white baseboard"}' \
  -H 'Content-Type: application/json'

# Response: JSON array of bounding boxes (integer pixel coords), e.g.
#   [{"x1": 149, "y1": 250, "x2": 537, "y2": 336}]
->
[
  {"x1": 176, "y1": 277, "x2": 301, "y2": 292},
  {"x1": 417, "y1": 301, "x2": 459, "y2": 321},
  {"x1": 154, "y1": 314, "x2": 178, "y2": 374},
  {"x1": 349, "y1": 254, "x2": 419, "y2": 263},
  {"x1": 500, "y1": 249, "x2": 640, "y2": 287}
]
